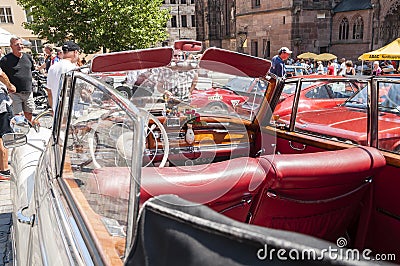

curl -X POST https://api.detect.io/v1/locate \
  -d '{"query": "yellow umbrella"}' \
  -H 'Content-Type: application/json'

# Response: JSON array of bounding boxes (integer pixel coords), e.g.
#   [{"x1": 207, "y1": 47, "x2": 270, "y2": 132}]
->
[
  {"x1": 297, "y1": 52, "x2": 317, "y2": 59},
  {"x1": 314, "y1": 53, "x2": 337, "y2": 61},
  {"x1": 358, "y1": 38, "x2": 400, "y2": 61}
]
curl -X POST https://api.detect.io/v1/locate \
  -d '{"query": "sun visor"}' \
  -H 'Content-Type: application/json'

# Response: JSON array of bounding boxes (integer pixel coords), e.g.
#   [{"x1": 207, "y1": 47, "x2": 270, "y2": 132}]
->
[
  {"x1": 90, "y1": 47, "x2": 173, "y2": 73},
  {"x1": 199, "y1": 47, "x2": 271, "y2": 78}
]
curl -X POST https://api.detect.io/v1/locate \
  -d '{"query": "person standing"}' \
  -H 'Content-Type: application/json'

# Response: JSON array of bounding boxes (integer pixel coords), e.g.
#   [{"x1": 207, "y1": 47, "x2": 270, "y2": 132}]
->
[
  {"x1": 0, "y1": 37, "x2": 35, "y2": 122},
  {"x1": 0, "y1": 69, "x2": 16, "y2": 180},
  {"x1": 51, "y1": 48, "x2": 63, "y2": 65},
  {"x1": 316, "y1": 61, "x2": 324, "y2": 74},
  {"x1": 344, "y1": 60, "x2": 356, "y2": 75},
  {"x1": 372, "y1": 61, "x2": 382, "y2": 76},
  {"x1": 337, "y1": 58, "x2": 346, "y2": 75},
  {"x1": 327, "y1": 61, "x2": 335, "y2": 75},
  {"x1": 269, "y1": 47, "x2": 293, "y2": 77},
  {"x1": 38, "y1": 44, "x2": 55, "y2": 73},
  {"x1": 47, "y1": 41, "x2": 80, "y2": 112}
]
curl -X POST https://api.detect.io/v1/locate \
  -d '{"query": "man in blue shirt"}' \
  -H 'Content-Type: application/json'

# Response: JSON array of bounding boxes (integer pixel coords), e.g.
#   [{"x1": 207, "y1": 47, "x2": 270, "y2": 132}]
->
[{"x1": 269, "y1": 47, "x2": 292, "y2": 77}]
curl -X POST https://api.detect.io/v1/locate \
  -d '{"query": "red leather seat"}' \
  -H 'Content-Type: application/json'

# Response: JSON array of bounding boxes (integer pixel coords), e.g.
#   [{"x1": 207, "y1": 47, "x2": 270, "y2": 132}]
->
[
  {"x1": 87, "y1": 157, "x2": 266, "y2": 222},
  {"x1": 249, "y1": 147, "x2": 386, "y2": 243}
]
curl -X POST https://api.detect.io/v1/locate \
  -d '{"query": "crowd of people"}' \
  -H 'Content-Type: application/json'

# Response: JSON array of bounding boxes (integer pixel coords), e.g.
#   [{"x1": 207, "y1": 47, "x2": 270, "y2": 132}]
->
[
  {"x1": 270, "y1": 46, "x2": 400, "y2": 78},
  {"x1": 0, "y1": 36, "x2": 82, "y2": 180}
]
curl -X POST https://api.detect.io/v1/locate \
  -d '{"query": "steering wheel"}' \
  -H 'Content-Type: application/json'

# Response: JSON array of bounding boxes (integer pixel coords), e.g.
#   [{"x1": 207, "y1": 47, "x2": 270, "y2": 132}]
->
[{"x1": 116, "y1": 110, "x2": 169, "y2": 168}]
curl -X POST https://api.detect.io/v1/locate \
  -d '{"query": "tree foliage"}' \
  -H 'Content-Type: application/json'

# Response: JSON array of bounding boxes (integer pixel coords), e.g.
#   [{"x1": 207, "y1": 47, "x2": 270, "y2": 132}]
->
[{"x1": 17, "y1": 0, "x2": 171, "y2": 53}]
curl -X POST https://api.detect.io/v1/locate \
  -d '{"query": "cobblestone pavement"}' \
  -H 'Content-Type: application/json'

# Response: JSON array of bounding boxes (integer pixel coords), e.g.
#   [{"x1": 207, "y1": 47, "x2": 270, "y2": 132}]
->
[{"x1": 0, "y1": 180, "x2": 12, "y2": 266}]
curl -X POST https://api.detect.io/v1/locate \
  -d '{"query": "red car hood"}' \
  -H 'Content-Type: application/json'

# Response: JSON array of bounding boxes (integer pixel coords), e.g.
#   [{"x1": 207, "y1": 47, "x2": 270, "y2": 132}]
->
[
  {"x1": 291, "y1": 108, "x2": 368, "y2": 141},
  {"x1": 291, "y1": 107, "x2": 400, "y2": 143}
]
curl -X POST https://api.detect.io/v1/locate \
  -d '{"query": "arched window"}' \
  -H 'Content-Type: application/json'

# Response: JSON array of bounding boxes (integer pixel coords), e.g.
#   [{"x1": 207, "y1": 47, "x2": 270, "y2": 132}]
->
[
  {"x1": 353, "y1": 16, "x2": 364, "y2": 39},
  {"x1": 339, "y1": 18, "x2": 349, "y2": 40}
]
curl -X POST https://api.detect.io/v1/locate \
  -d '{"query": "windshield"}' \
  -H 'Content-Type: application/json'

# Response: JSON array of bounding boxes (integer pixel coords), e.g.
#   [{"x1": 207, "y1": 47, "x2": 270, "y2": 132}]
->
[{"x1": 92, "y1": 64, "x2": 269, "y2": 122}]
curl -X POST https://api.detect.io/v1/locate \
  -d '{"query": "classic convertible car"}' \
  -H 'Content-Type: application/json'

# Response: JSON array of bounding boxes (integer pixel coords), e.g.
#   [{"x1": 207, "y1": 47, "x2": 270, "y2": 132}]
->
[{"x1": 4, "y1": 44, "x2": 397, "y2": 265}]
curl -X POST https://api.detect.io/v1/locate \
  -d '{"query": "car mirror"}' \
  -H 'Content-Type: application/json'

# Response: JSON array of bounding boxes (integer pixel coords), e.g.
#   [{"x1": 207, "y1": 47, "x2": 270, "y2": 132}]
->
[
  {"x1": 2, "y1": 133, "x2": 27, "y2": 148},
  {"x1": 10, "y1": 115, "x2": 30, "y2": 135}
]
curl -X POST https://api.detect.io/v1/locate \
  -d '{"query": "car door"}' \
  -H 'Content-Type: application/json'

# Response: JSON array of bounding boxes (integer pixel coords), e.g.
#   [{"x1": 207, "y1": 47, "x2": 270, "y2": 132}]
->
[
  {"x1": 270, "y1": 77, "x2": 367, "y2": 154},
  {"x1": 10, "y1": 127, "x2": 52, "y2": 265},
  {"x1": 262, "y1": 75, "x2": 400, "y2": 261},
  {"x1": 12, "y1": 72, "x2": 142, "y2": 265},
  {"x1": 11, "y1": 74, "x2": 73, "y2": 265}
]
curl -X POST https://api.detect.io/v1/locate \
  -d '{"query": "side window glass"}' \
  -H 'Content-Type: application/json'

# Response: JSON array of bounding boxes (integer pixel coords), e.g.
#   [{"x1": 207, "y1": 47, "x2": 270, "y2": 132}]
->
[
  {"x1": 273, "y1": 81, "x2": 312, "y2": 124},
  {"x1": 330, "y1": 82, "x2": 357, "y2": 98},
  {"x1": 255, "y1": 79, "x2": 267, "y2": 93},
  {"x1": 58, "y1": 74, "x2": 74, "y2": 146},
  {"x1": 378, "y1": 82, "x2": 400, "y2": 153},
  {"x1": 62, "y1": 77, "x2": 135, "y2": 263},
  {"x1": 305, "y1": 85, "x2": 331, "y2": 99},
  {"x1": 291, "y1": 81, "x2": 368, "y2": 145},
  {"x1": 272, "y1": 82, "x2": 298, "y2": 124}
]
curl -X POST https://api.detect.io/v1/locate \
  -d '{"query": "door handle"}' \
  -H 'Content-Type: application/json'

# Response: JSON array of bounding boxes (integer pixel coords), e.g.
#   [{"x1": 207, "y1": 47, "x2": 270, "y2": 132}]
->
[
  {"x1": 17, "y1": 207, "x2": 35, "y2": 226},
  {"x1": 289, "y1": 141, "x2": 306, "y2": 151}
]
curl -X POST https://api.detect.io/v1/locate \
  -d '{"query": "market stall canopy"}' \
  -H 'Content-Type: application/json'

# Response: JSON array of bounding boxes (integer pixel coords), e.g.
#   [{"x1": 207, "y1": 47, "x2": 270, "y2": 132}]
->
[
  {"x1": 314, "y1": 53, "x2": 337, "y2": 61},
  {"x1": 358, "y1": 38, "x2": 400, "y2": 61},
  {"x1": 297, "y1": 52, "x2": 317, "y2": 59},
  {"x1": 0, "y1": 27, "x2": 14, "y2": 46}
]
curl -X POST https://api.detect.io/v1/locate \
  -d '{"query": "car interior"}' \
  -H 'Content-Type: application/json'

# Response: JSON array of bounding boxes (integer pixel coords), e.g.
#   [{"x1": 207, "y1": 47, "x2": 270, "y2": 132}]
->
[{"x1": 35, "y1": 45, "x2": 397, "y2": 265}]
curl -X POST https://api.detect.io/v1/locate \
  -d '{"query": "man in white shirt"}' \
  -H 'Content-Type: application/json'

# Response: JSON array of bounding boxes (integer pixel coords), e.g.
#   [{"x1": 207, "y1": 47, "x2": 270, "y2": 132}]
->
[
  {"x1": 337, "y1": 58, "x2": 346, "y2": 76},
  {"x1": 47, "y1": 41, "x2": 80, "y2": 112}
]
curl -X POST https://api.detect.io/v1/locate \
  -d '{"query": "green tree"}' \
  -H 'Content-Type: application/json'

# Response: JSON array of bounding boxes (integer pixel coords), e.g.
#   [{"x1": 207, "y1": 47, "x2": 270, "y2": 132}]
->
[{"x1": 17, "y1": 0, "x2": 171, "y2": 53}]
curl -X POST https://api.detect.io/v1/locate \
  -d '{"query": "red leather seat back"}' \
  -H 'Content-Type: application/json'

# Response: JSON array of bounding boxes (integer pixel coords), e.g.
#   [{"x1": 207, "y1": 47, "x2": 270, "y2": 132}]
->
[
  {"x1": 250, "y1": 147, "x2": 386, "y2": 242},
  {"x1": 87, "y1": 157, "x2": 266, "y2": 222}
]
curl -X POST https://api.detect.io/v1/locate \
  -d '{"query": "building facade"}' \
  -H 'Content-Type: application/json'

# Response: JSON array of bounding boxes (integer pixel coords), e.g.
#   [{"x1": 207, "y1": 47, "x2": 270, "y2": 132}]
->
[
  {"x1": 0, "y1": 0, "x2": 40, "y2": 53},
  {"x1": 198, "y1": 0, "x2": 400, "y2": 62},
  {"x1": 2, "y1": 0, "x2": 197, "y2": 53},
  {"x1": 162, "y1": 0, "x2": 197, "y2": 46},
  {"x1": 3, "y1": 0, "x2": 400, "y2": 61}
]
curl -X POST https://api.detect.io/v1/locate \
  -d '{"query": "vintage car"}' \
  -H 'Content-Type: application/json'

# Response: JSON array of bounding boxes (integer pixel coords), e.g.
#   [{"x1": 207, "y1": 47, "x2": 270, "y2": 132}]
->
[
  {"x1": 285, "y1": 64, "x2": 309, "y2": 77},
  {"x1": 274, "y1": 75, "x2": 362, "y2": 117},
  {"x1": 4, "y1": 44, "x2": 397, "y2": 265},
  {"x1": 276, "y1": 77, "x2": 400, "y2": 153},
  {"x1": 189, "y1": 76, "x2": 267, "y2": 115}
]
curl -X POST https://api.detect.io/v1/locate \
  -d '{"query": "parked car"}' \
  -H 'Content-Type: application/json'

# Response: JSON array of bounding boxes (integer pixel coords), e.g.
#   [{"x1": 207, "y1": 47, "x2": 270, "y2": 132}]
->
[
  {"x1": 274, "y1": 75, "x2": 363, "y2": 117},
  {"x1": 285, "y1": 64, "x2": 309, "y2": 77},
  {"x1": 5, "y1": 45, "x2": 398, "y2": 265},
  {"x1": 277, "y1": 78, "x2": 400, "y2": 153},
  {"x1": 190, "y1": 76, "x2": 267, "y2": 115}
]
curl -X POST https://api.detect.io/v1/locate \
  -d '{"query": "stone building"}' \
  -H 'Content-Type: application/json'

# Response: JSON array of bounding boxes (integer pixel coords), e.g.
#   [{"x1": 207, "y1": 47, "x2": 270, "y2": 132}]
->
[
  {"x1": 162, "y1": 0, "x2": 197, "y2": 46},
  {"x1": 2, "y1": 0, "x2": 197, "y2": 53},
  {"x1": 197, "y1": 0, "x2": 400, "y2": 62}
]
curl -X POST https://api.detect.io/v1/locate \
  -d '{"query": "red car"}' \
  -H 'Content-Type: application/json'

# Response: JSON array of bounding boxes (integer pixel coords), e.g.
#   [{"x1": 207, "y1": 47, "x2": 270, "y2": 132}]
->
[
  {"x1": 190, "y1": 77, "x2": 267, "y2": 115},
  {"x1": 278, "y1": 80, "x2": 400, "y2": 153},
  {"x1": 274, "y1": 75, "x2": 363, "y2": 117}
]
